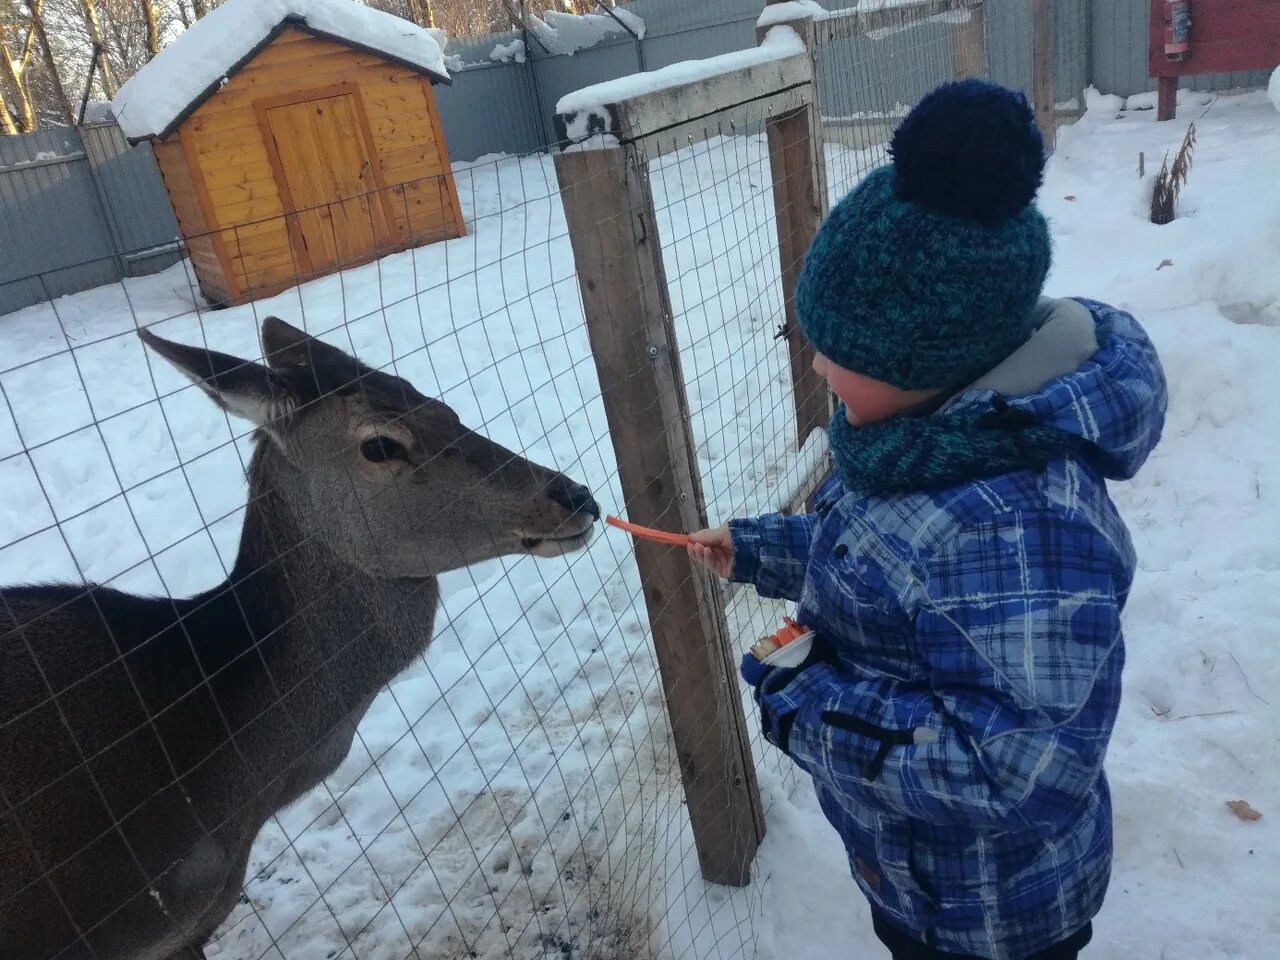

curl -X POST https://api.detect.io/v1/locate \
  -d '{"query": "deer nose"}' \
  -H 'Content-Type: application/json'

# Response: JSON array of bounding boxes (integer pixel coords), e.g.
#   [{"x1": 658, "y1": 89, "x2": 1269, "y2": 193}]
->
[{"x1": 547, "y1": 476, "x2": 600, "y2": 521}]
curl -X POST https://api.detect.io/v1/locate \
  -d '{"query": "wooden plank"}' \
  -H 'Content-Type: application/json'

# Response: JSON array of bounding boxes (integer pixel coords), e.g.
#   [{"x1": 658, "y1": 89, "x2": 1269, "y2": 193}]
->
[
  {"x1": 210, "y1": 195, "x2": 288, "y2": 226},
  {"x1": 236, "y1": 49, "x2": 392, "y2": 87},
  {"x1": 379, "y1": 142, "x2": 444, "y2": 174},
  {"x1": 188, "y1": 110, "x2": 265, "y2": 138},
  {"x1": 237, "y1": 248, "x2": 301, "y2": 287},
  {"x1": 364, "y1": 90, "x2": 432, "y2": 117},
  {"x1": 227, "y1": 232, "x2": 293, "y2": 258},
  {"x1": 375, "y1": 121, "x2": 441, "y2": 154},
  {"x1": 952, "y1": 0, "x2": 988, "y2": 79},
  {"x1": 208, "y1": 178, "x2": 282, "y2": 207},
  {"x1": 756, "y1": 12, "x2": 830, "y2": 447},
  {"x1": 268, "y1": 25, "x2": 314, "y2": 45},
  {"x1": 260, "y1": 97, "x2": 333, "y2": 273},
  {"x1": 190, "y1": 126, "x2": 272, "y2": 160},
  {"x1": 241, "y1": 29, "x2": 366, "y2": 68},
  {"x1": 369, "y1": 108, "x2": 432, "y2": 136},
  {"x1": 346, "y1": 86, "x2": 410, "y2": 252},
  {"x1": 766, "y1": 105, "x2": 831, "y2": 450},
  {"x1": 1157, "y1": 75, "x2": 1178, "y2": 121},
  {"x1": 553, "y1": 145, "x2": 764, "y2": 887},
  {"x1": 228, "y1": 54, "x2": 393, "y2": 95},
  {"x1": 421, "y1": 77, "x2": 466, "y2": 241},
  {"x1": 556, "y1": 52, "x2": 812, "y2": 156},
  {"x1": 194, "y1": 65, "x2": 416, "y2": 118},
  {"x1": 200, "y1": 161, "x2": 274, "y2": 192},
  {"x1": 178, "y1": 126, "x2": 240, "y2": 304},
  {"x1": 1032, "y1": 0, "x2": 1056, "y2": 149}
]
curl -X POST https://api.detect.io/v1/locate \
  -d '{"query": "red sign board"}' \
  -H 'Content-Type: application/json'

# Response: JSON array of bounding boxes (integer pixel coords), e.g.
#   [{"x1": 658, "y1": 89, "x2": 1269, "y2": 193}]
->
[{"x1": 1148, "y1": 0, "x2": 1280, "y2": 78}]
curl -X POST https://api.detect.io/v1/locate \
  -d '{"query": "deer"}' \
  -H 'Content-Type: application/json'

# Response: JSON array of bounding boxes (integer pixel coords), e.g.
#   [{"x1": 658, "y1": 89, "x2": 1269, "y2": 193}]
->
[{"x1": 0, "y1": 317, "x2": 600, "y2": 960}]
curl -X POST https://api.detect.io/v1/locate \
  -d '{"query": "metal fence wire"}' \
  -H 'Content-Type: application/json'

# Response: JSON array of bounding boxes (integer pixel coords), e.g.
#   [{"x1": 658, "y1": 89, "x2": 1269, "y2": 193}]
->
[{"x1": 2, "y1": 5, "x2": 1088, "y2": 959}]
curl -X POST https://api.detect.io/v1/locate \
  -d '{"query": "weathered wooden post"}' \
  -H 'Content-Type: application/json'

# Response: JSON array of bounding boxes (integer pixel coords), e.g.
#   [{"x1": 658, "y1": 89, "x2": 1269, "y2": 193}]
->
[
  {"x1": 551, "y1": 35, "x2": 814, "y2": 886},
  {"x1": 953, "y1": 0, "x2": 988, "y2": 79},
  {"x1": 1033, "y1": 0, "x2": 1057, "y2": 149},
  {"x1": 760, "y1": 2, "x2": 831, "y2": 451}
]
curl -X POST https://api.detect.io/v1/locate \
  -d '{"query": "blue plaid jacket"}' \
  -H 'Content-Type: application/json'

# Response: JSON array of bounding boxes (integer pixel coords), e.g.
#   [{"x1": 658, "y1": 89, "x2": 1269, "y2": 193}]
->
[{"x1": 730, "y1": 301, "x2": 1166, "y2": 959}]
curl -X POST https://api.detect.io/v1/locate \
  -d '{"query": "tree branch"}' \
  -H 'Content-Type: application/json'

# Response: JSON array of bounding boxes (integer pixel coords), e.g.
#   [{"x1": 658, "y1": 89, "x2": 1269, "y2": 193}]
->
[{"x1": 27, "y1": 0, "x2": 74, "y2": 124}]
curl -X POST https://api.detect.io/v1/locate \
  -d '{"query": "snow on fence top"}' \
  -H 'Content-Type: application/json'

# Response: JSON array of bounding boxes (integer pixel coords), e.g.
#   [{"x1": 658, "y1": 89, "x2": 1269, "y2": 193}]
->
[
  {"x1": 757, "y1": 0, "x2": 975, "y2": 33},
  {"x1": 529, "y1": 8, "x2": 646, "y2": 56},
  {"x1": 556, "y1": 25, "x2": 806, "y2": 118},
  {"x1": 113, "y1": 0, "x2": 449, "y2": 141},
  {"x1": 756, "y1": 0, "x2": 828, "y2": 29}
]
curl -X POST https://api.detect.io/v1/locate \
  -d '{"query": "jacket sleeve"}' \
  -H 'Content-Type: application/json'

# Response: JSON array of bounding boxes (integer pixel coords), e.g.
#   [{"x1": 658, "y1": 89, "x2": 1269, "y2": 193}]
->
[
  {"x1": 728, "y1": 513, "x2": 821, "y2": 603},
  {"x1": 773, "y1": 511, "x2": 1125, "y2": 832}
]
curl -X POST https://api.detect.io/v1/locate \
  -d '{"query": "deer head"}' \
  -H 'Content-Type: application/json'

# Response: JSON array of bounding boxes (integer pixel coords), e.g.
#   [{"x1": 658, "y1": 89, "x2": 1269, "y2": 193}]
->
[{"x1": 139, "y1": 317, "x2": 599, "y2": 578}]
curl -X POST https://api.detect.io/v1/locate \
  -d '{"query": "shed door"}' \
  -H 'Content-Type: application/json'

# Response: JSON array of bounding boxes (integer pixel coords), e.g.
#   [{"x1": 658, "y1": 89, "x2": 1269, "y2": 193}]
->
[{"x1": 265, "y1": 94, "x2": 395, "y2": 274}]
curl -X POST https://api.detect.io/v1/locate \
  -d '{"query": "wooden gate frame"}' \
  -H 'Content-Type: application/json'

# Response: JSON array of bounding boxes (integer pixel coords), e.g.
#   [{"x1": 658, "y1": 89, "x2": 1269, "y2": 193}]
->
[{"x1": 552, "y1": 15, "x2": 827, "y2": 888}]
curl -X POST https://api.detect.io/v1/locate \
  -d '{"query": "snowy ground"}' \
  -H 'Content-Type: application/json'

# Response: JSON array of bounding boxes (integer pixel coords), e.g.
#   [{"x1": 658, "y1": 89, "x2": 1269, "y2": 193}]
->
[{"x1": 3, "y1": 91, "x2": 1277, "y2": 960}]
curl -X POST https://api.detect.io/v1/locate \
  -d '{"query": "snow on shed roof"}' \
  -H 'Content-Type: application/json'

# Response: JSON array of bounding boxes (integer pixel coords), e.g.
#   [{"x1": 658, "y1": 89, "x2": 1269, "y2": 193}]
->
[{"x1": 113, "y1": 0, "x2": 450, "y2": 142}]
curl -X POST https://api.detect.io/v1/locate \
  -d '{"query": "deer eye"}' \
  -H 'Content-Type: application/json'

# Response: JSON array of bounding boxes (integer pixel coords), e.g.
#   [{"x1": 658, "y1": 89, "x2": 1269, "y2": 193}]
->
[{"x1": 360, "y1": 436, "x2": 408, "y2": 463}]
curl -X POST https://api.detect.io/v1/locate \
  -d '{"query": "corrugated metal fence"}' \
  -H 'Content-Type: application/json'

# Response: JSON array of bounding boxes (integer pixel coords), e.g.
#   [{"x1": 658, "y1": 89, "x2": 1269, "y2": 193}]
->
[
  {"x1": 2, "y1": 0, "x2": 1270, "y2": 317},
  {"x1": 0, "y1": 124, "x2": 181, "y2": 315}
]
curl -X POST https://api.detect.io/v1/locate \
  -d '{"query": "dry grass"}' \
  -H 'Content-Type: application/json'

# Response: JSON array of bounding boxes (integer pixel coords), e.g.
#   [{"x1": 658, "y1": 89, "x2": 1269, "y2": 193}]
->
[{"x1": 1150, "y1": 122, "x2": 1197, "y2": 225}]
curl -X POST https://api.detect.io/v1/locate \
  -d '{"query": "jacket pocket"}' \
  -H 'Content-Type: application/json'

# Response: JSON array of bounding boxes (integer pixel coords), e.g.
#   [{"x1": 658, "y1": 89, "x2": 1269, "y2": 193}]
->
[{"x1": 820, "y1": 710, "x2": 920, "y2": 782}]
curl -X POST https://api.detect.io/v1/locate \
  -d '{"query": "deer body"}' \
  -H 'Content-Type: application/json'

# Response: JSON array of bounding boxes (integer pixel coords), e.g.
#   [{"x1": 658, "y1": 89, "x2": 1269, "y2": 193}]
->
[{"x1": 1, "y1": 319, "x2": 598, "y2": 960}]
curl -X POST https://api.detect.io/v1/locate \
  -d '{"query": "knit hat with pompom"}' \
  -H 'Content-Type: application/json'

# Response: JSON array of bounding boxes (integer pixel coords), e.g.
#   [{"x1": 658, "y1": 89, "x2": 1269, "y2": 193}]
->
[{"x1": 796, "y1": 78, "x2": 1051, "y2": 391}]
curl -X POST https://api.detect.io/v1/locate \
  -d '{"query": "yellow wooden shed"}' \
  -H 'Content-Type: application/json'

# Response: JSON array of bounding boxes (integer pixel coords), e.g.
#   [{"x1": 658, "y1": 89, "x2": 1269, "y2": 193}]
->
[{"x1": 114, "y1": 0, "x2": 465, "y2": 306}]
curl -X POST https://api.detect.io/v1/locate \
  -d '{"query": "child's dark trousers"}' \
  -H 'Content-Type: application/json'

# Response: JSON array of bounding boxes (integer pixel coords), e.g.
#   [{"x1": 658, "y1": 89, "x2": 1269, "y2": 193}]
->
[{"x1": 872, "y1": 911, "x2": 1092, "y2": 960}]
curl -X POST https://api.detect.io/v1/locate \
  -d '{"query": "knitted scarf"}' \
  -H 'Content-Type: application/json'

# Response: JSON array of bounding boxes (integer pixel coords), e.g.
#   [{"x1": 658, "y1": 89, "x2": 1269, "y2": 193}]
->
[{"x1": 827, "y1": 400, "x2": 1086, "y2": 498}]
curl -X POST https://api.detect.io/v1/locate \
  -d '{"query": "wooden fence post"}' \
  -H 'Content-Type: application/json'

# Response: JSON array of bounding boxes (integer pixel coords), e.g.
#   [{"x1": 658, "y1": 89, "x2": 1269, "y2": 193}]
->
[
  {"x1": 553, "y1": 143, "x2": 765, "y2": 887},
  {"x1": 953, "y1": 0, "x2": 988, "y2": 79},
  {"x1": 760, "y1": 6, "x2": 830, "y2": 450},
  {"x1": 1032, "y1": 0, "x2": 1057, "y2": 149}
]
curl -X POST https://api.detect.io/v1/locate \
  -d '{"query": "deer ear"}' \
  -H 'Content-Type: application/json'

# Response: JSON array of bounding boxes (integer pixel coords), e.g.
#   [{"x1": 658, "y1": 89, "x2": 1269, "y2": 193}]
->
[
  {"x1": 260, "y1": 316, "x2": 371, "y2": 395},
  {"x1": 139, "y1": 327, "x2": 294, "y2": 427}
]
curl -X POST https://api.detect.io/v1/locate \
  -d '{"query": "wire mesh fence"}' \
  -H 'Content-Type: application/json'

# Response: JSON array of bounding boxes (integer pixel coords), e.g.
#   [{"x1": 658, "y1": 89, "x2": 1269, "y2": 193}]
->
[
  {"x1": 3, "y1": 6, "x2": 1092, "y2": 959},
  {"x1": 0, "y1": 114, "x2": 799, "y2": 960},
  {"x1": 818, "y1": 0, "x2": 1091, "y2": 196}
]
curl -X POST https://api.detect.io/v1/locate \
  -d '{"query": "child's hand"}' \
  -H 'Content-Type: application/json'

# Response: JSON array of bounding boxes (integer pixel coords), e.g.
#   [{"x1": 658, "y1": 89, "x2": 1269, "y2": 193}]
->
[{"x1": 688, "y1": 525, "x2": 733, "y2": 579}]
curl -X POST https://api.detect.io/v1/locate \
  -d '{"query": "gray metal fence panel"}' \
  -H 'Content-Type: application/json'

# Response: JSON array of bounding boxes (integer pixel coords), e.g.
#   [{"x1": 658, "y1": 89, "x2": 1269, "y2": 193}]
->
[
  {"x1": 436, "y1": 62, "x2": 546, "y2": 160},
  {"x1": 530, "y1": 39, "x2": 644, "y2": 144},
  {"x1": 0, "y1": 129, "x2": 120, "y2": 316},
  {"x1": 79, "y1": 123, "x2": 180, "y2": 266},
  {"x1": 641, "y1": 18, "x2": 758, "y2": 71}
]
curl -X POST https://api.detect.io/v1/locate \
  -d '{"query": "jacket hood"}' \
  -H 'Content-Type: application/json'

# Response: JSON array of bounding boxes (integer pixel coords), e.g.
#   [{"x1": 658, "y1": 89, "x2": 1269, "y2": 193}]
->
[{"x1": 944, "y1": 298, "x2": 1168, "y2": 480}]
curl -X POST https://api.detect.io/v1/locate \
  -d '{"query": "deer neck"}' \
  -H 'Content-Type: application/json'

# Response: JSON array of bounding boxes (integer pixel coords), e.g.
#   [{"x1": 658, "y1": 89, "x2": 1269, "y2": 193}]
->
[{"x1": 226, "y1": 444, "x2": 441, "y2": 707}]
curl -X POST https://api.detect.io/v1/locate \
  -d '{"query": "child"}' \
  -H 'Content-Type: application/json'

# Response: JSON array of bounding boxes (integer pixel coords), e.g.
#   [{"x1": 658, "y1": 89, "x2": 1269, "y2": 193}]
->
[{"x1": 688, "y1": 80, "x2": 1167, "y2": 960}]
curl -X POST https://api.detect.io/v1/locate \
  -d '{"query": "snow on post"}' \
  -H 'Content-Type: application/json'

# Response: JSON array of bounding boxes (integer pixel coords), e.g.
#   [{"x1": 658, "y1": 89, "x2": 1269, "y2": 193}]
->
[{"x1": 554, "y1": 25, "x2": 810, "y2": 154}]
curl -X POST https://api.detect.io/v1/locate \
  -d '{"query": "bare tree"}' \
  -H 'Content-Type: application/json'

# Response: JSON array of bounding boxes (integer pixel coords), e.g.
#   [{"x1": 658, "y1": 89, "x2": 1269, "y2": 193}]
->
[
  {"x1": 78, "y1": 0, "x2": 115, "y2": 94},
  {"x1": 139, "y1": 0, "x2": 158, "y2": 55},
  {"x1": 0, "y1": 9, "x2": 38, "y2": 132},
  {"x1": 0, "y1": 78, "x2": 19, "y2": 133},
  {"x1": 27, "y1": 0, "x2": 72, "y2": 123},
  {"x1": 405, "y1": 0, "x2": 436, "y2": 28}
]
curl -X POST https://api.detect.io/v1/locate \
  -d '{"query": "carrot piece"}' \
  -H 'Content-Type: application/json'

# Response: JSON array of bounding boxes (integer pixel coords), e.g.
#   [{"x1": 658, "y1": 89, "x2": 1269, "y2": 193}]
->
[{"x1": 605, "y1": 515, "x2": 693, "y2": 547}]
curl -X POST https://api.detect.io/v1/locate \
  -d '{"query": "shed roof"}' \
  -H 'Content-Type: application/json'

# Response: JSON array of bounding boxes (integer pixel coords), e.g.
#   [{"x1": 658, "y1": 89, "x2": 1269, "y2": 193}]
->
[{"x1": 113, "y1": 0, "x2": 450, "y2": 142}]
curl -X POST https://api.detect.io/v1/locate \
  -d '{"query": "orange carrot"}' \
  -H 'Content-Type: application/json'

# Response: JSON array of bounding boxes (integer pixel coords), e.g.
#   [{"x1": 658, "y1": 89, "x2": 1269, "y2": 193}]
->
[{"x1": 605, "y1": 515, "x2": 692, "y2": 547}]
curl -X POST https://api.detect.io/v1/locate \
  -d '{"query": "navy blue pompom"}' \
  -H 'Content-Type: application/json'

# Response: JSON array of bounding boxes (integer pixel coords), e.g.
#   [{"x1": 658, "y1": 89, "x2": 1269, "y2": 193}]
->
[{"x1": 889, "y1": 79, "x2": 1045, "y2": 224}]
